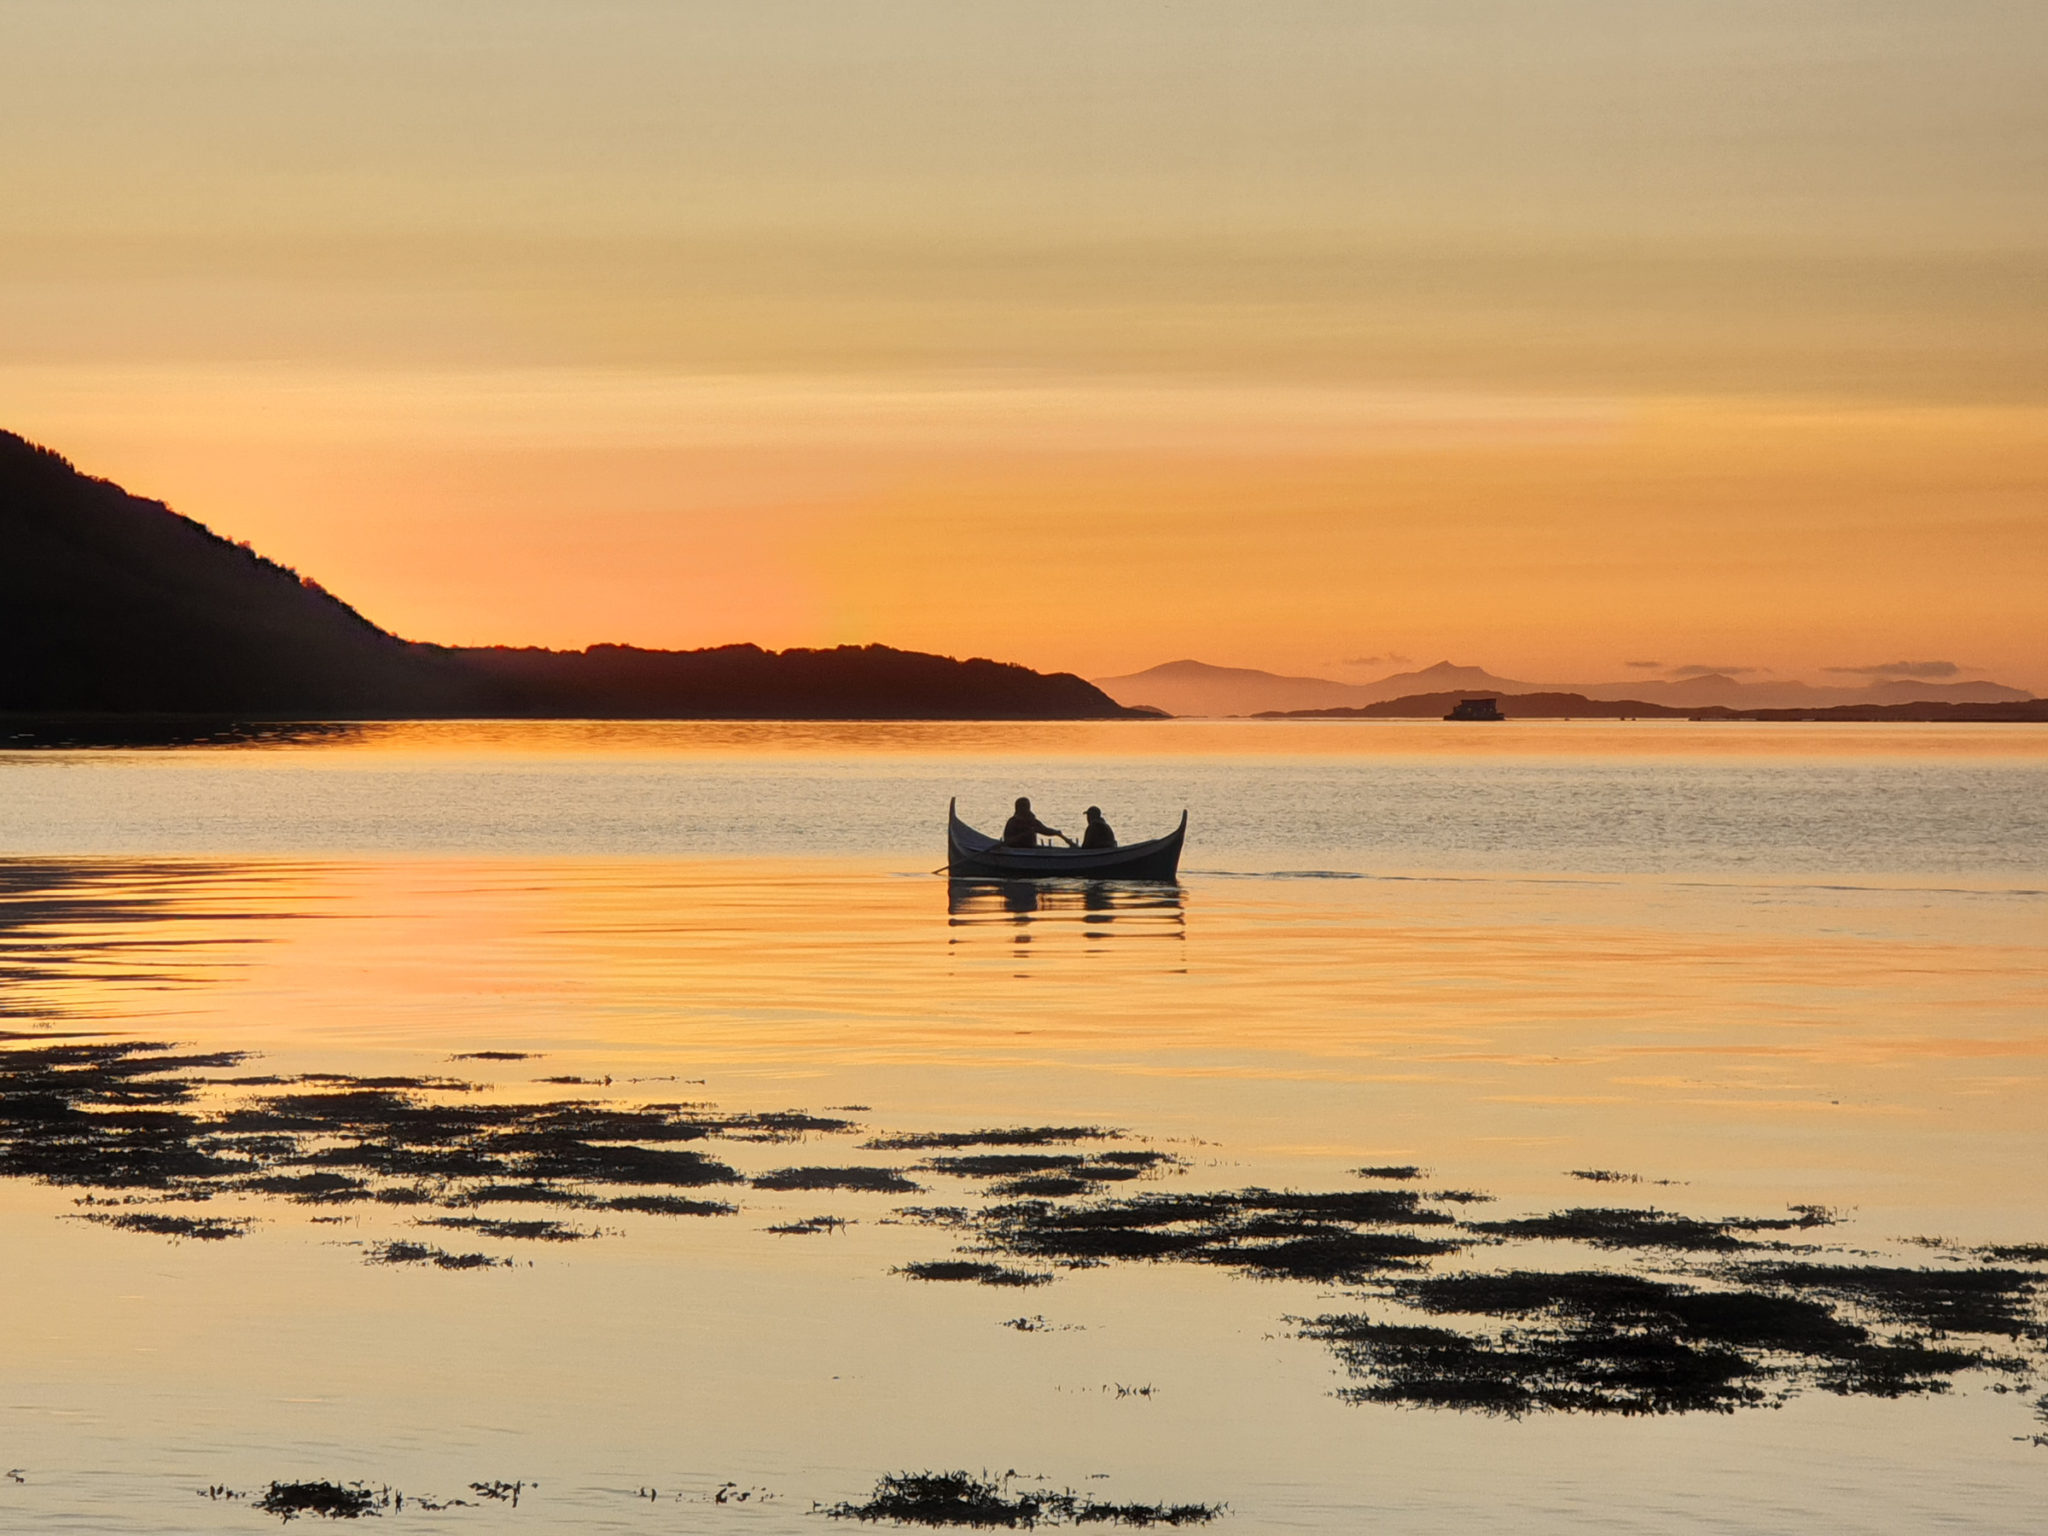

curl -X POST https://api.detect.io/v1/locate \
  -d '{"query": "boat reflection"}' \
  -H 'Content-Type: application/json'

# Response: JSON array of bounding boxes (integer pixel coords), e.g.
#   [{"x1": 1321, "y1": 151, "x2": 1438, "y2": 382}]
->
[{"x1": 946, "y1": 878, "x2": 1186, "y2": 949}]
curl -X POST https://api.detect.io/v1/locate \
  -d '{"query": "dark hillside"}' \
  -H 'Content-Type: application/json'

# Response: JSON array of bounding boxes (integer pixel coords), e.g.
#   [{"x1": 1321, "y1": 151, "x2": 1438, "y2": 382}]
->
[
  {"x1": 0, "y1": 431, "x2": 1131, "y2": 720},
  {"x1": 457, "y1": 642, "x2": 1122, "y2": 719},
  {"x1": 0, "y1": 431, "x2": 469, "y2": 714}
]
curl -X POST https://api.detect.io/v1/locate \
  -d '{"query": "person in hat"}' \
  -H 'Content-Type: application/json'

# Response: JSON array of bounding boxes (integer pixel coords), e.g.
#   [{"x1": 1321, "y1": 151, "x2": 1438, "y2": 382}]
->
[{"x1": 1080, "y1": 805, "x2": 1117, "y2": 849}]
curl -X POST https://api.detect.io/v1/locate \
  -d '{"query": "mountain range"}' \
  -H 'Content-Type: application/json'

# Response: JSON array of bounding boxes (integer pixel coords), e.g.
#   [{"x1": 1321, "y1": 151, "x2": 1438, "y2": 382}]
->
[
  {"x1": 0, "y1": 431, "x2": 1129, "y2": 720},
  {"x1": 1093, "y1": 659, "x2": 2036, "y2": 717}
]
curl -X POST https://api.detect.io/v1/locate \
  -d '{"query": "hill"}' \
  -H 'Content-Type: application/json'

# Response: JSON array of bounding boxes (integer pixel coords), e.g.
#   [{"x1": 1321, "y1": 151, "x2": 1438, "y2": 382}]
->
[
  {"x1": 1097, "y1": 657, "x2": 2035, "y2": 716},
  {"x1": 1094, "y1": 658, "x2": 1532, "y2": 716},
  {"x1": 0, "y1": 431, "x2": 1131, "y2": 720},
  {"x1": 452, "y1": 641, "x2": 1125, "y2": 719},
  {"x1": 1260, "y1": 691, "x2": 2048, "y2": 723},
  {"x1": 0, "y1": 432, "x2": 472, "y2": 714}
]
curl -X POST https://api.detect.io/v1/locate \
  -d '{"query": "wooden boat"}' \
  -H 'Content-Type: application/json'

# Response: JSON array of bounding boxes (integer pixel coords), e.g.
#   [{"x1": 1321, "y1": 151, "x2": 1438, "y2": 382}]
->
[{"x1": 947, "y1": 798, "x2": 1186, "y2": 882}]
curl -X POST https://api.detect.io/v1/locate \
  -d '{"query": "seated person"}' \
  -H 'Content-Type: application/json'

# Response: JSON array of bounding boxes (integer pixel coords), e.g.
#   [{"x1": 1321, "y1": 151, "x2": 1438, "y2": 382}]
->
[
  {"x1": 1001, "y1": 796, "x2": 1065, "y2": 848},
  {"x1": 1080, "y1": 805, "x2": 1117, "y2": 849}
]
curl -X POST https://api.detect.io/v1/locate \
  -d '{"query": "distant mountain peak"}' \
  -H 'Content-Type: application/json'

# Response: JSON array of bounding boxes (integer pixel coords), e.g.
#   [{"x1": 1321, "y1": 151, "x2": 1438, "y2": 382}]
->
[
  {"x1": 1092, "y1": 656, "x2": 1537, "y2": 716},
  {"x1": 1107, "y1": 658, "x2": 1333, "y2": 684},
  {"x1": 1091, "y1": 655, "x2": 2036, "y2": 717}
]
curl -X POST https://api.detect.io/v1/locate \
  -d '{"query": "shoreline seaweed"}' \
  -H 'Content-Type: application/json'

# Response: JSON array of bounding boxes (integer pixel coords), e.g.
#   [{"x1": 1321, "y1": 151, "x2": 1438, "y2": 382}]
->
[{"x1": 823, "y1": 1470, "x2": 1220, "y2": 1528}]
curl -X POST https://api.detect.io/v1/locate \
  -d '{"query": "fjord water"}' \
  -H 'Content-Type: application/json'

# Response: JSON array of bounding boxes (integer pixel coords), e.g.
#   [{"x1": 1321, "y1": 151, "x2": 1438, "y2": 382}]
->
[{"x1": 2, "y1": 721, "x2": 2044, "y2": 1533}]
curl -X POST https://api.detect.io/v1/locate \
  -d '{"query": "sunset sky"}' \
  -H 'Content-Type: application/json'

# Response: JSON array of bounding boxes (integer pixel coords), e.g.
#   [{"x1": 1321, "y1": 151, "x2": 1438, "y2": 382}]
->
[{"x1": 3, "y1": 2, "x2": 2043, "y2": 687}]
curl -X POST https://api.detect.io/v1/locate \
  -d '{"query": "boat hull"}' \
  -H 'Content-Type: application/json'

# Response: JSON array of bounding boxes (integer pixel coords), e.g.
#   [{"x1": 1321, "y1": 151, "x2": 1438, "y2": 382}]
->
[{"x1": 947, "y1": 800, "x2": 1185, "y2": 882}]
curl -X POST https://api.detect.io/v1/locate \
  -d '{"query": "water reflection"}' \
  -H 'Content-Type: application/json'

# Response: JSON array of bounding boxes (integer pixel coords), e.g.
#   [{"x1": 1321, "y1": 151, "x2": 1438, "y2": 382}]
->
[
  {"x1": 946, "y1": 879, "x2": 1185, "y2": 960},
  {"x1": 0, "y1": 718, "x2": 363, "y2": 750},
  {"x1": 0, "y1": 858, "x2": 298, "y2": 1021}
]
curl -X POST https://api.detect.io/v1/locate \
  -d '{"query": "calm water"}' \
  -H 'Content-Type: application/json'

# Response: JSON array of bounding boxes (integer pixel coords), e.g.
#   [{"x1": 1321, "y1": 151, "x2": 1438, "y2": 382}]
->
[{"x1": 2, "y1": 721, "x2": 2045, "y2": 1532}]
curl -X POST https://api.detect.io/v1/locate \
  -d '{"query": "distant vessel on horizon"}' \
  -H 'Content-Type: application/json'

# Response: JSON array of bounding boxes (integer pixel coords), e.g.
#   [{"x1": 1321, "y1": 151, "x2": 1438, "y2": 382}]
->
[{"x1": 1444, "y1": 698, "x2": 1506, "y2": 721}]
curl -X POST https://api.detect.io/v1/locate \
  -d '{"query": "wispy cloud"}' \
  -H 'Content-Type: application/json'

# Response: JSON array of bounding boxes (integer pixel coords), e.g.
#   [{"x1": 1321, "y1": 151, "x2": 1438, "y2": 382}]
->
[
  {"x1": 1342, "y1": 654, "x2": 1411, "y2": 668},
  {"x1": 1623, "y1": 660, "x2": 1663, "y2": 670},
  {"x1": 1672, "y1": 663, "x2": 1768, "y2": 677},
  {"x1": 1823, "y1": 660, "x2": 1960, "y2": 678}
]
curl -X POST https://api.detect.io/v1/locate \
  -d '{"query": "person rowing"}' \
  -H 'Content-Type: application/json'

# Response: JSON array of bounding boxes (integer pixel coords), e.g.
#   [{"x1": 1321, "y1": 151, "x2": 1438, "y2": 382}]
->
[{"x1": 1001, "y1": 796, "x2": 1074, "y2": 848}]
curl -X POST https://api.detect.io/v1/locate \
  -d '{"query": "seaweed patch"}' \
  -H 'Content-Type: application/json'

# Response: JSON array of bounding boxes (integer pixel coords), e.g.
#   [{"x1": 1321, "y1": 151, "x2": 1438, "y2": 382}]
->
[
  {"x1": 1299, "y1": 1258, "x2": 2037, "y2": 1415},
  {"x1": 767, "y1": 1215, "x2": 851, "y2": 1235},
  {"x1": 71, "y1": 1210, "x2": 254, "y2": 1240},
  {"x1": 600, "y1": 1194, "x2": 737, "y2": 1217},
  {"x1": 253, "y1": 1480, "x2": 379, "y2": 1521},
  {"x1": 365, "y1": 1241, "x2": 511, "y2": 1270},
  {"x1": 963, "y1": 1188, "x2": 1464, "y2": 1282},
  {"x1": 0, "y1": 1038, "x2": 833, "y2": 1258},
  {"x1": 1467, "y1": 1205, "x2": 1837, "y2": 1252},
  {"x1": 896, "y1": 1179, "x2": 2047, "y2": 1427},
  {"x1": 866, "y1": 1127, "x2": 1123, "y2": 1151},
  {"x1": 754, "y1": 1165, "x2": 923, "y2": 1193},
  {"x1": 822, "y1": 1470, "x2": 1219, "y2": 1527},
  {"x1": 897, "y1": 1260, "x2": 1054, "y2": 1288},
  {"x1": 416, "y1": 1215, "x2": 597, "y2": 1242}
]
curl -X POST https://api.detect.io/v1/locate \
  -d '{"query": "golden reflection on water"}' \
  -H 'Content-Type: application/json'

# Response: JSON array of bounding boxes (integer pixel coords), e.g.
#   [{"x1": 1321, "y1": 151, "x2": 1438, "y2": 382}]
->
[
  {"x1": 28, "y1": 716, "x2": 2045, "y2": 763},
  {"x1": 9, "y1": 856, "x2": 2044, "y2": 1225}
]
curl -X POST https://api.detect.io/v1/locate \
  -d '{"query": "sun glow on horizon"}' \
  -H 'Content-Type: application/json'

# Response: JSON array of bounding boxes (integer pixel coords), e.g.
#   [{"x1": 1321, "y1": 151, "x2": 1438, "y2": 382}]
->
[{"x1": 2, "y1": 2, "x2": 2042, "y2": 688}]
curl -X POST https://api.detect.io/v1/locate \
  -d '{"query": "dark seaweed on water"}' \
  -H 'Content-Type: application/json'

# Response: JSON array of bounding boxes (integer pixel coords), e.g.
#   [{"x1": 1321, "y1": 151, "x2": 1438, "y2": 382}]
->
[
  {"x1": 823, "y1": 1470, "x2": 1219, "y2": 1528},
  {"x1": 1728, "y1": 1262, "x2": 2043, "y2": 1337},
  {"x1": 0, "y1": 1038, "x2": 868, "y2": 1242},
  {"x1": 905, "y1": 1182, "x2": 2047, "y2": 1422},
  {"x1": 9, "y1": 1035, "x2": 2048, "y2": 1434},
  {"x1": 254, "y1": 1480, "x2": 378, "y2": 1521},
  {"x1": 866, "y1": 1127, "x2": 1123, "y2": 1151},
  {"x1": 1468, "y1": 1205, "x2": 1837, "y2": 1252},
  {"x1": 916, "y1": 1149, "x2": 1183, "y2": 1201},
  {"x1": 925, "y1": 1151, "x2": 1179, "y2": 1181},
  {"x1": 971, "y1": 1188, "x2": 1464, "y2": 1283},
  {"x1": 889, "y1": 1206, "x2": 977, "y2": 1227},
  {"x1": 1982, "y1": 1244, "x2": 2048, "y2": 1264},
  {"x1": 767, "y1": 1215, "x2": 851, "y2": 1235},
  {"x1": 1299, "y1": 1260, "x2": 2036, "y2": 1415},
  {"x1": 70, "y1": 1210, "x2": 253, "y2": 1240},
  {"x1": 600, "y1": 1194, "x2": 737, "y2": 1217},
  {"x1": 754, "y1": 1165, "x2": 923, "y2": 1193},
  {"x1": 898, "y1": 1260, "x2": 1054, "y2": 1287},
  {"x1": 365, "y1": 1240, "x2": 509, "y2": 1270},
  {"x1": 417, "y1": 1215, "x2": 595, "y2": 1242}
]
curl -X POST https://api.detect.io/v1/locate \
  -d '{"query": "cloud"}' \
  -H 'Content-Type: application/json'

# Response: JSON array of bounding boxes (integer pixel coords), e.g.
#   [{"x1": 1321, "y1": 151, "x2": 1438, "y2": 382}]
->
[
  {"x1": 1342, "y1": 654, "x2": 1412, "y2": 668},
  {"x1": 1823, "y1": 660, "x2": 1961, "y2": 678},
  {"x1": 1623, "y1": 660, "x2": 1664, "y2": 669},
  {"x1": 1671, "y1": 663, "x2": 1768, "y2": 677}
]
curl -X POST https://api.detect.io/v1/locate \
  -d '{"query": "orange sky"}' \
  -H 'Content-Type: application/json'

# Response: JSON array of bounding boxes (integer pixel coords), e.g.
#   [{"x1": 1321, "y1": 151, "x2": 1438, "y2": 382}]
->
[{"x1": 2, "y1": 2, "x2": 2043, "y2": 688}]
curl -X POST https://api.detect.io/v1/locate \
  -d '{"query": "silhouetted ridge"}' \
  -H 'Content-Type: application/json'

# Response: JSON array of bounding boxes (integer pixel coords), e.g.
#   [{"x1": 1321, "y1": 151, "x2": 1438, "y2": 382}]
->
[
  {"x1": 0, "y1": 431, "x2": 1130, "y2": 719},
  {"x1": 0, "y1": 431, "x2": 470, "y2": 714},
  {"x1": 453, "y1": 641, "x2": 1120, "y2": 719}
]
